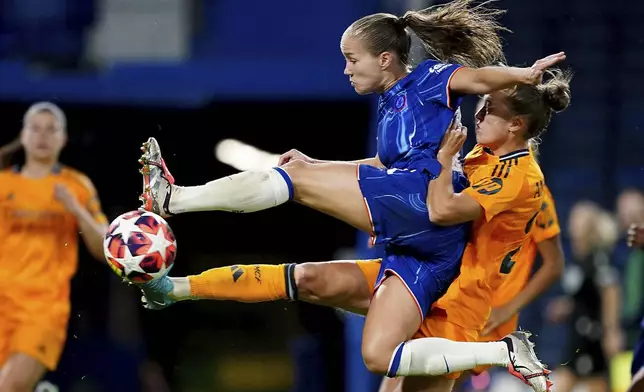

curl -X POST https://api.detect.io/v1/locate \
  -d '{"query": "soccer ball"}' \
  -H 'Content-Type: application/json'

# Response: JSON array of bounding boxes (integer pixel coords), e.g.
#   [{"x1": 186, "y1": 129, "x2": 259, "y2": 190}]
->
[{"x1": 104, "y1": 210, "x2": 177, "y2": 283}]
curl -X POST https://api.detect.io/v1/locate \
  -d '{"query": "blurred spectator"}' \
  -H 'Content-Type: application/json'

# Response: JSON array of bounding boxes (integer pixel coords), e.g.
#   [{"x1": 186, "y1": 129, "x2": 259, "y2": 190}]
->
[
  {"x1": 546, "y1": 201, "x2": 623, "y2": 392},
  {"x1": 616, "y1": 189, "x2": 644, "y2": 345}
]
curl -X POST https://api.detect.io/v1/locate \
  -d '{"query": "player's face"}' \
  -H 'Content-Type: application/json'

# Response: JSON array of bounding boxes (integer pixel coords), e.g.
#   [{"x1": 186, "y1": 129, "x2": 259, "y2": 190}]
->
[
  {"x1": 21, "y1": 111, "x2": 66, "y2": 161},
  {"x1": 474, "y1": 93, "x2": 513, "y2": 148},
  {"x1": 568, "y1": 204, "x2": 597, "y2": 246},
  {"x1": 341, "y1": 33, "x2": 386, "y2": 95},
  {"x1": 617, "y1": 191, "x2": 644, "y2": 229}
]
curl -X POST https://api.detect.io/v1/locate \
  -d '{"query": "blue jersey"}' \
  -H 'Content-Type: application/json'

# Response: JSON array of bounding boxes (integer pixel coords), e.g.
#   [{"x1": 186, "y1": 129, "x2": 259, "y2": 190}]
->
[{"x1": 376, "y1": 59, "x2": 463, "y2": 178}]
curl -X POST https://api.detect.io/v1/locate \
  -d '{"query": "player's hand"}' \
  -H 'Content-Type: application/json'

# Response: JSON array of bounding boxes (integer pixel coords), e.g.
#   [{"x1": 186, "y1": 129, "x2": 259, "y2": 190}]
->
[
  {"x1": 277, "y1": 149, "x2": 316, "y2": 166},
  {"x1": 628, "y1": 223, "x2": 644, "y2": 248},
  {"x1": 523, "y1": 52, "x2": 567, "y2": 85},
  {"x1": 602, "y1": 328, "x2": 625, "y2": 359},
  {"x1": 437, "y1": 123, "x2": 467, "y2": 167},
  {"x1": 54, "y1": 184, "x2": 82, "y2": 214},
  {"x1": 545, "y1": 296, "x2": 573, "y2": 323},
  {"x1": 481, "y1": 304, "x2": 517, "y2": 336}
]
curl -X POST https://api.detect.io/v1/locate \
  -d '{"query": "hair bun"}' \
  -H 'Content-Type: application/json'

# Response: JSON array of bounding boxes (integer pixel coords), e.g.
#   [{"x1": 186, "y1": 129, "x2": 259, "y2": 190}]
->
[
  {"x1": 540, "y1": 69, "x2": 572, "y2": 113},
  {"x1": 543, "y1": 84, "x2": 570, "y2": 113}
]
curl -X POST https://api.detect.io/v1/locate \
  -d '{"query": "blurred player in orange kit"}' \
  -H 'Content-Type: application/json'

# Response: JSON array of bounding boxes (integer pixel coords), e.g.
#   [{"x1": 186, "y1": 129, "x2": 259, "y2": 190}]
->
[{"x1": 0, "y1": 102, "x2": 108, "y2": 392}]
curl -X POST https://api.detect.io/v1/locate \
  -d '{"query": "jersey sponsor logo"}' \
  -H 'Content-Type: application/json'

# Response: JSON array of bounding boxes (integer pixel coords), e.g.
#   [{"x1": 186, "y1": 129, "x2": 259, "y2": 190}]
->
[
  {"x1": 7, "y1": 210, "x2": 68, "y2": 233},
  {"x1": 472, "y1": 177, "x2": 503, "y2": 195},
  {"x1": 429, "y1": 63, "x2": 450, "y2": 74}
]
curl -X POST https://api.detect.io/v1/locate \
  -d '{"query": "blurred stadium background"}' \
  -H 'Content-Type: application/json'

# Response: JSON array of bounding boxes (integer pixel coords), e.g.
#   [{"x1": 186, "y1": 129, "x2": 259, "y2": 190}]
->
[{"x1": 0, "y1": 0, "x2": 643, "y2": 391}]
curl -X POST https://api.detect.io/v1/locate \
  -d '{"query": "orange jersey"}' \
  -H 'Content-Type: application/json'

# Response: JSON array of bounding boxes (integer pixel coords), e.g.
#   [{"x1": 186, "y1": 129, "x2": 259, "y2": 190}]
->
[
  {"x1": 491, "y1": 184, "x2": 560, "y2": 307},
  {"x1": 434, "y1": 145, "x2": 545, "y2": 330},
  {"x1": 0, "y1": 165, "x2": 107, "y2": 304}
]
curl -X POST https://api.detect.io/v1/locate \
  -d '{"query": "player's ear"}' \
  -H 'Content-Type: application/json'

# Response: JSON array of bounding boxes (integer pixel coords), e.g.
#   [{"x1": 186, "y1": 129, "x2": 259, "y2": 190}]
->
[
  {"x1": 379, "y1": 51, "x2": 393, "y2": 69},
  {"x1": 508, "y1": 116, "x2": 525, "y2": 137}
]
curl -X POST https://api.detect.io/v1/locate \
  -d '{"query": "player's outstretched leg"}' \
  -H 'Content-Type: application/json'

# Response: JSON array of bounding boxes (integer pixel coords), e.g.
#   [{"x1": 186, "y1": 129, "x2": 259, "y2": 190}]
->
[
  {"x1": 138, "y1": 138, "x2": 373, "y2": 234},
  {"x1": 138, "y1": 264, "x2": 292, "y2": 309},
  {"x1": 138, "y1": 137, "x2": 294, "y2": 218},
  {"x1": 139, "y1": 261, "x2": 378, "y2": 313}
]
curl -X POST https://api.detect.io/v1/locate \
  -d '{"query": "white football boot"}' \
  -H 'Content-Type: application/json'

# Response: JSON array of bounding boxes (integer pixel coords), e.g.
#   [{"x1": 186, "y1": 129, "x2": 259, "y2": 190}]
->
[
  {"x1": 139, "y1": 137, "x2": 175, "y2": 218},
  {"x1": 502, "y1": 331, "x2": 553, "y2": 392}
]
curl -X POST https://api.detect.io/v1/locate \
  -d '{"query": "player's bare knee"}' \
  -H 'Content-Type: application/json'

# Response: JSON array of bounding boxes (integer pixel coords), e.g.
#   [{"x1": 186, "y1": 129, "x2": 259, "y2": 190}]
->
[
  {"x1": 361, "y1": 340, "x2": 395, "y2": 375},
  {"x1": 280, "y1": 160, "x2": 315, "y2": 202},
  {"x1": 280, "y1": 159, "x2": 309, "y2": 182},
  {"x1": 294, "y1": 263, "x2": 327, "y2": 302}
]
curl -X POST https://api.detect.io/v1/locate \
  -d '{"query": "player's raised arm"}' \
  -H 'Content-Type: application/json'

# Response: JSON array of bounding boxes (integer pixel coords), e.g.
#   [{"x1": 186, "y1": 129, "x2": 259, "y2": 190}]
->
[
  {"x1": 449, "y1": 52, "x2": 567, "y2": 95},
  {"x1": 56, "y1": 174, "x2": 108, "y2": 262}
]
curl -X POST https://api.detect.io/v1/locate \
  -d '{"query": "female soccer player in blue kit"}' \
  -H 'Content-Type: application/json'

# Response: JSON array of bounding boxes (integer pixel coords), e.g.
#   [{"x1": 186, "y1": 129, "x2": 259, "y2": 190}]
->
[{"x1": 136, "y1": 0, "x2": 565, "y2": 385}]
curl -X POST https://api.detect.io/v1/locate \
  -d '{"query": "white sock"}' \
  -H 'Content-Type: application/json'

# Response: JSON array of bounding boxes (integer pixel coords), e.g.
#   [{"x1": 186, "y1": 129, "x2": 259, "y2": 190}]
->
[
  {"x1": 390, "y1": 338, "x2": 510, "y2": 377},
  {"x1": 168, "y1": 168, "x2": 292, "y2": 214},
  {"x1": 169, "y1": 277, "x2": 192, "y2": 300}
]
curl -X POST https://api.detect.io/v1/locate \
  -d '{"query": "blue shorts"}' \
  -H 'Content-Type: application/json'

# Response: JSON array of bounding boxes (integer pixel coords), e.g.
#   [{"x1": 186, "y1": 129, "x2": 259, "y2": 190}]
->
[
  {"x1": 374, "y1": 251, "x2": 464, "y2": 320},
  {"x1": 358, "y1": 164, "x2": 469, "y2": 319},
  {"x1": 633, "y1": 328, "x2": 644, "y2": 377},
  {"x1": 357, "y1": 164, "x2": 469, "y2": 256}
]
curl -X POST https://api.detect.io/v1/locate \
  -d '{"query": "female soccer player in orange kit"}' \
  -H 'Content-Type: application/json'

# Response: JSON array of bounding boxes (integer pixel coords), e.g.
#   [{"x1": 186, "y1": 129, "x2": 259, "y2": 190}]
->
[{"x1": 0, "y1": 102, "x2": 108, "y2": 392}]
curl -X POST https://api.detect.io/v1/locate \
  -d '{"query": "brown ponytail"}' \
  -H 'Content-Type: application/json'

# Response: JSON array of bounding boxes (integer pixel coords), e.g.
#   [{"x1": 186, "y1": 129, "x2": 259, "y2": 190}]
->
[{"x1": 347, "y1": 0, "x2": 508, "y2": 68}]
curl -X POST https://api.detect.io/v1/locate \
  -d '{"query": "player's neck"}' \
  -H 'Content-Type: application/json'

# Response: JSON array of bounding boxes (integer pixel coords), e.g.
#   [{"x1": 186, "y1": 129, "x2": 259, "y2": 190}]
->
[
  {"x1": 381, "y1": 69, "x2": 409, "y2": 93},
  {"x1": 21, "y1": 159, "x2": 58, "y2": 179},
  {"x1": 491, "y1": 140, "x2": 529, "y2": 157}
]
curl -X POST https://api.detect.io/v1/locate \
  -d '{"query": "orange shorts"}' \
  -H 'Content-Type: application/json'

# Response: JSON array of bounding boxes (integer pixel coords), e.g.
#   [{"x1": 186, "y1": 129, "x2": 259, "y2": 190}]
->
[
  {"x1": 414, "y1": 308, "x2": 480, "y2": 379},
  {"x1": 471, "y1": 313, "x2": 519, "y2": 375},
  {"x1": 0, "y1": 298, "x2": 68, "y2": 371},
  {"x1": 355, "y1": 259, "x2": 382, "y2": 292}
]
